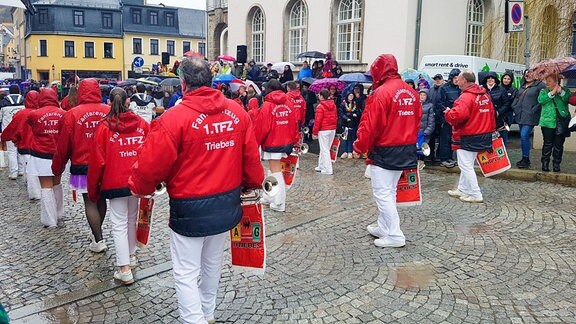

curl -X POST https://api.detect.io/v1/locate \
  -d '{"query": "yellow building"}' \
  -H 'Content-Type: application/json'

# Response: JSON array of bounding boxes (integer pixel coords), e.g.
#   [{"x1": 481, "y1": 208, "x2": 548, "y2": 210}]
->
[{"x1": 26, "y1": 34, "x2": 124, "y2": 82}]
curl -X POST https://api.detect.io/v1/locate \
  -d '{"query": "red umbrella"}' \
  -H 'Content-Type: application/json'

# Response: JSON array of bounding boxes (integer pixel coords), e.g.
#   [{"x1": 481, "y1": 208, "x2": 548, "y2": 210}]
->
[
  {"x1": 529, "y1": 57, "x2": 576, "y2": 80},
  {"x1": 184, "y1": 51, "x2": 203, "y2": 58},
  {"x1": 218, "y1": 55, "x2": 236, "y2": 62}
]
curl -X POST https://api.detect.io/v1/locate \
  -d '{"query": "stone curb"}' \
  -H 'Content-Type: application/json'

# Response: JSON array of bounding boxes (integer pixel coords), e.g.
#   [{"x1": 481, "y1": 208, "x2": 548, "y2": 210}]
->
[{"x1": 426, "y1": 165, "x2": 576, "y2": 187}]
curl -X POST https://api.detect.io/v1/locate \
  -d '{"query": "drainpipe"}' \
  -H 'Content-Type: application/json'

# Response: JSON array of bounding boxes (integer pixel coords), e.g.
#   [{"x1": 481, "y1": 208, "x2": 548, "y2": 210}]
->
[{"x1": 413, "y1": 0, "x2": 423, "y2": 69}]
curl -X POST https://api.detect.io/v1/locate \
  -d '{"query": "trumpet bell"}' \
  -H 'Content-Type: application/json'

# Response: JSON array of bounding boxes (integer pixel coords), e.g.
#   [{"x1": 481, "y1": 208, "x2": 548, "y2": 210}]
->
[
  {"x1": 302, "y1": 126, "x2": 310, "y2": 135},
  {"x1": 262, "y1": 176, "x2": 279, "y2": 197},
  {"x1": 155, "y1": 182, "x2": 167, "y2": 196},
  {"x1": 300, "y1": 143, "x2": 309, "y2": 154},
  {"x1": 497, "y1": 124, "x2": 511, "y2": 132},
  {"x1": 421, "y1": 143, "x2": 431, "y2": 156}
]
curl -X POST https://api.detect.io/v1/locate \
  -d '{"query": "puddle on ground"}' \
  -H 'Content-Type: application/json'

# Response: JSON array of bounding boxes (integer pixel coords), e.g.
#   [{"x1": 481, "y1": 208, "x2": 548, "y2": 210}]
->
[
  {"x1": 16, "y1": 304, "x2": 79, "y2": 324},
  {"x1": 390, "y1": 264, "x2": 436, "y2": 289}
]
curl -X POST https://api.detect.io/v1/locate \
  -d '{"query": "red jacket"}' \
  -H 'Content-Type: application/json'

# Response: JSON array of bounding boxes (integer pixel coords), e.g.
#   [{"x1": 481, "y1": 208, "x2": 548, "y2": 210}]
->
[
  {"x1": 354, "y1": 54, "x2": 422, "y2": 170},
  {"x1": 247, "y1": 97, "x2": 260, "y2": 122},
  {"x1": 27, "y1": 88, "x2": 65, "y2": 159},
  {"x1": 313, "y1": 100, "x2": 338, "y2": 135},
  {"x1": 88, "y1": 112, "x2": 149, "y2": 202},
  {"x1": 61, "y1": 95, "x2": 77, "y2": 111},
  {"x1": 445, "y1": 83, "x2": 496, "y2": 152},
  {"x1": 128, "y1": 87, "x2": 264, "y2": 237},
  {"x1": 1, "y1": 91, "x2": 39, "y2": 154},
  {"x1": 255, "y1": 90, "x2": 298, "y2": 154},
  {"x1": 569, "y1": 92, "x2": 576, "y2": 106},
  {"x1": 52, "y1": 79, "x2": 110, "y2": 176},
  {"x1": 286, "y1": 90, "x2": 306, "y2": 128}
]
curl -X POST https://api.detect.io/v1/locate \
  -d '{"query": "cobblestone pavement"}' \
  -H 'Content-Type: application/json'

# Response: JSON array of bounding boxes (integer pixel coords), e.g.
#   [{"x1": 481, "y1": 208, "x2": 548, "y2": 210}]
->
[{"x1": 1, "y1": 154, "x2": 576, "y2": 323}]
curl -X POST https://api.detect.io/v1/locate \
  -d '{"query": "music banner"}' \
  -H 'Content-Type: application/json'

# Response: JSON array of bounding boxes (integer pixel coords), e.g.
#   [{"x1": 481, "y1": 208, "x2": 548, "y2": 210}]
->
[
  {"x1": 281, "y1": 154, "x2": 299, "y2": 190},
  {"x1": 476, "y1": 137, "x2": 511, "y2": 177},
  {"x1": 230, "y1": 202, "x2": 266, "y2": 274},
  {"x1": 330, "y1": 137, "x2": 341, "y2": 162},
  {"x1": 136, "y1": 198, "x2": 154, "y2": 246},
  {"x1": 396, "y1": 169, "x2": 422, "y2": 206}
]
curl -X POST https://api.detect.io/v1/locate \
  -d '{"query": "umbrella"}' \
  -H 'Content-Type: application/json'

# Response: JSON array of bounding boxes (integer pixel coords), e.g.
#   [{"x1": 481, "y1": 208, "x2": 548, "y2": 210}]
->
[
  {"x1": 296, "y1": 51, "x2": 326, "y2": 59},
  {"x1": 244, "y1": 80, "x2": 261, "y2": 94},
  {"x1": 308, "y1": 78, "x2": 347, "y2": 93},
  {"x1": 184, "y1": 51, "x2": 203, "y2": 58},
  {"x1": 137, "y1": 77, "x2": 158, "y2": 86},
  {"x1": 271, "y1": 62, "x2": 296, "y2": 73},
  {"x1": 561, "y1": 65, "x2": 576, "y2": 79},
  {"x1": 300, "y1": 77, "x2": 316, "y2": 86},
  {"x1": 160, "y1": 78, "x2": 180, "y2": 87},
  {"x1": 2, "y1": 0, "x2": 26, "y2": 8},
  {"x1": 212, "y1": 74, "x2": 237, "y2": 87},
  {"x1": 229, "y1": 79, "x2": 246, "y2": 92},
  {"x1": 146, "y1": 76, "x2": 162, "y2": 84},
  {"x1": 530, "y1": 57, "x2": 576, "y2": 80},
  {"x1": 338, "y1": 72, "x2": 372, "y2": 83},
  {"x1": 400, "y1": 68, "x2": 433, "y2": 86},
  {"x1": 218, "y1": 55, "x2": 236, "y2": 62}
]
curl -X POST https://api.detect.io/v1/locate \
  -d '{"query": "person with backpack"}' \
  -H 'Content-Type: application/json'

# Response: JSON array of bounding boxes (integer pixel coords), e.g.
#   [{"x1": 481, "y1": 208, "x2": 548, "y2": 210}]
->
[{"x1": 0, "y1": 84, "x2": 26, "y2": 179}]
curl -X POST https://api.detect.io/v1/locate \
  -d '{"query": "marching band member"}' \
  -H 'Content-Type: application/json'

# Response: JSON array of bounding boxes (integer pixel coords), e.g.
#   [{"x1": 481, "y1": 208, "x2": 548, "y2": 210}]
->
[
  {"x1": 286, "y1": 81, "x2": 306, "y2": 130},
  {"x1": 353, "y1": 54, "x2": 421, "y2": 248},
  {"x1": 313, "y1": 89, "x2": 338, "y2": 175},
  {"x1": 52, "y1": 79, "x2": 110, "y2": 251},
  {"x1": 88, "y1": 87, "x2": 149, "y2": 285},
  {"x1": 129, "y1": 57, "x2": 264, "y2": 324},
  {"x1": 255, "y1": 79, "x2": 298, "y2": 212},
  {"x1": 445, "y1": 70, "x2": 496, "y2": 203},
  {"x1": 0, "y1": 85, "x2": 26, "y2": 179},
  {"x1": 0, "y1": 90, "x2": 41, "y2": 199},
  {"x1": 128, "y1": 83, "x2": 157, "y2": 123},
  {"x1": 27, "y1": 88, "x2": 65, "y2": 228}
]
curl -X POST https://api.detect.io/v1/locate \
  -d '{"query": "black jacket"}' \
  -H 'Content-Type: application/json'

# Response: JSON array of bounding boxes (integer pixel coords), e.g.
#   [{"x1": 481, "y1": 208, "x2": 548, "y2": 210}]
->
[{"x1": 437, "y1": 82, "x2": 461, "y2": 123}]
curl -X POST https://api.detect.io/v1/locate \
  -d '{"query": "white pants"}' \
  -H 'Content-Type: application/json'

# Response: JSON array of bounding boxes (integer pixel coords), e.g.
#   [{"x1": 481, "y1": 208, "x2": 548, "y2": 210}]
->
[
  {"x1": 317, "y1": 130, "x2": 336, "y2": 173},
  {"x1": 7, "y1": 141, "x2": 24, "y2": 176},
  {"x1": 21, "y1": 155, "x2": 41, "y2": 199},
  {"x1": 370, "y1": 166, "x2": 405, "y2": 243},
  {"x1": 456, "y1": 149, "x2": 482, "y2": 199},
  {"x1": 171, "y1": 231, "x2": 227, "y2": 324},
  {"x1": 109, "y1": 196, "x2": 139, "y2": 266}
]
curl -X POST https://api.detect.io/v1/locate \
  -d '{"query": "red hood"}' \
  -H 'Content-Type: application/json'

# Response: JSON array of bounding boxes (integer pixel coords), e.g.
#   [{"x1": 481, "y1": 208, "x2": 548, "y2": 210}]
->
[
  {"x1": 370, "y1": 54, "x2": 401, "y2": 90},
  {"x1": 320, "y1": 99, "x2": 337, "y2": 111},
  {"x1": 182, "y1": 86, "x2": 228, "y2": 115},
  {"x1": 106, "y1": 111, "x2": 143, "y2": 133},
  {"x1": 25, "y1": 90, "x2": 39, "y2": 109},
  {"x1": 39, "y1": 88, "x2": 59, "y2": 107},
  {"x1": 286, "y1": 90, "x2": 301, "y2": 100},
  {"x1": 78, "y1": 78, "x2": 102, "y2": 104},
  {"x1": 462, "y1": 83, "x2": 486, "y2": 95},
  {"x1": 265, "y1": 90, "x2": 288, "y2": 105}
]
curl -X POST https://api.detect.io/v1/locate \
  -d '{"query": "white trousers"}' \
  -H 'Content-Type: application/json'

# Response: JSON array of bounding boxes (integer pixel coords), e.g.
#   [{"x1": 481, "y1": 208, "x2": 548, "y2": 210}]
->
[
  {"x1": 269, "y1": 171, "x2": 286, "y2": 211},
  {"x1": 109, "y1": 196, "x2": 139, "y2": 266},
  {"x1": 21, "y1": 155, "x2": 41, "y2": 199},
  {"x1": 40, "y1": 188, "x2": 57, "y2": 227},
  {"x1": 6, "y1": 141, "x2": 24, "y2": 176},
  {"x1": 171, "y1": 231, "x2": 227, "y2": 324},
  {"x1": 456, "y1": 149, "x2": 482, "y2": 199},
  {"x1": 317, "y1": 130, "x2": 336, "y2": 173},
  {"x1": 370, "y1": 166, "x2": 405, "y2": 242}
]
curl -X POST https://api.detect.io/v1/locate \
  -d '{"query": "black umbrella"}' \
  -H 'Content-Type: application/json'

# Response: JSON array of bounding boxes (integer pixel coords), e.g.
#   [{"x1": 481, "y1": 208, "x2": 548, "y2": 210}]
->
[
  {"x1": 301, "y1": 77, "x2": 316, "y2": 86},
  {"x1": 562, "y1": 64, "x2": 576, "y2": 79},
  {"x1": 296, "y1": 51, "x2": 326, "y2": 59},
  {"x1": 160, "y1": 78, "x2": 181, "y2": 87}
]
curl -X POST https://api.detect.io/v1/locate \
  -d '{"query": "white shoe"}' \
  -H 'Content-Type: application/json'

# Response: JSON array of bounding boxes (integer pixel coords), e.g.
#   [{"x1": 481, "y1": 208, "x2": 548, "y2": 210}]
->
[
  {"x1": 18, "y1": 171, "x2": 24, "y2": 176},
  {"x1": 206, "y1": 318, "x2": 216, "y2": 324},
  {"x1": 418, "y1": 160, "x2": 426, "y2": 170},
  {"x1": 320, "y1": 171, "x2": 333, "y2": 175},
  {"x1": 347, "y1": 153, "x2": 353, "y2": 159},
  {"x1": 366, "y1": 224, "x2": 383, "y2": 238},
  {"x1": 270, "y1": 204, "x2": 285, "y2": 212},
  {"x1": 340, "y1": 152, "x2": 348, "y2": 159},
  {"x1": 447, "y1": 189, "x2": 465, "y2": 198},
  {"x1": 114, "y1": 269, "x2": 134, "y2": 285},
  {"x1": 89, "y1": 240, "x2": 108, "y2": 253},
  {"x1": 130, "y1": 255, "x2": 138, "y2": 267},
  {"x1": 459, "y1": 195, "x2": 483, "y2": 203},
  {"x1": 314, "y1": 167, "x2": 323, "y2": 172},
  {"x1": 374, "y1": 237, "x2": 405, "y2": 248},
  {"x1": 8, "y1": 174, "x2": 17, "y2": 180}
]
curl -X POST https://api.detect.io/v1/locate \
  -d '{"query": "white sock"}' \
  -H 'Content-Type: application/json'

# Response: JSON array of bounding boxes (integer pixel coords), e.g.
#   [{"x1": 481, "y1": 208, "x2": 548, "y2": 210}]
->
[
  {"x1": 53, "y1": 184, "x2": 64, "y2": 220},
  {"x1": 271, "y1": 172, "x2": 286, "y2": 210},
  {"x1": 27, "y1": 174, "x2": 41, "y2": 199},
  {"x1": 41, "y1": 188, "x2": 57, "y2": 227}
]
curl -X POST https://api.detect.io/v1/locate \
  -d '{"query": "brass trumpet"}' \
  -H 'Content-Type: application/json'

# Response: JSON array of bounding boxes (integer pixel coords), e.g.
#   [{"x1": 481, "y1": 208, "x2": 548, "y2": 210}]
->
[
  {"x1": 417, "y1": 142, "x2": 431, "y2": 156},
  {"x1": 302, "y1": 126, "x2": 310, "y2": 135},
  {"x1": 262, "y1": 176, "x2": 279, "y2": 197},
  {"x1": 154, "y1": 182, "x2": 167, "y2": 196},
  {"x1": 497, "y1": 123, "x2": 510, "y2": 132},
  {"x1": 299, "y1": 143, "x2": 309, "y2": 154}
]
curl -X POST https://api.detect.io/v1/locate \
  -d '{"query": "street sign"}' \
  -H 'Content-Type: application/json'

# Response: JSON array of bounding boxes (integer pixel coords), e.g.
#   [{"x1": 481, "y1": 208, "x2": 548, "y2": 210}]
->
[
  {"x1": 505, "y1": 0, "x2": 524, "y2": 33},
  {"x1": 133, "y1": 56, "x2": 144, "y2": 68}
]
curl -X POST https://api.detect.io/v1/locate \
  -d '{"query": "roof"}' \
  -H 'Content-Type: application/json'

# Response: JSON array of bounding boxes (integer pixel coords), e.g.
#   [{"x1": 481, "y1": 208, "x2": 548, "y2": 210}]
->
[
  {"x1": 178, "y1": 8, "x2": 205, "y2": 38},
  {"x1": 31, "y1": 0, "x2": 121, "y2": 10}
]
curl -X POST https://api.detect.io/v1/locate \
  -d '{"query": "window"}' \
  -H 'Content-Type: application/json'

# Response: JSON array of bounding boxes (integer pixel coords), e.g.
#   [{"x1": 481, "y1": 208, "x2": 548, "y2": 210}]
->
[
  {"x1": 102, "y1": 12, "x2": 113, "y2": 29},
  {"x1": 183, "y1": 41, "x2": 191, "y2": 54},
  {"x1": 198, "y1": 42, "x2": 206, "y2": 57},
  {"x1": 38, "y1": 9, "x2": 49, "y2": 25},
  {"x1": 506, "y1": 32, "x2": 522, "y2": 63},
  {"x1": 288, "y1": 1, "x2": 307, "y2": 61},
  {"x1": 73, "y1": 10, "x2": 84, "y2": 27},
  {"x1": 250, "y1": 7, "x2": 265, "y2": 62},
  {"x1": 167, "y1": 40, "x2": 175, "y2": 56},
  {"x1": 132, "y1": 9, "x2": 141, "y2": 24},
  {"x1": 150, "y1": 39, "x2": 159, "y2": 55},
  {"x1": 133, "y1": 38, "x2": 142, "y2": 54},
  {"x1": 64, "y1": 41, "x2": 75, "y2": 57},
  {"x1": 104, "y1": 42, "x2": 113, "y2": 58},
  {"x1": 538, "y1": 6, "x2": 558, "y2": 60},
  {"x1": 166, "y1": 12, "x2": 175, "y2": 27},
  {"x1": 149, "y1": 11, "x2": 158, "y2": 25},
  {"x1": 84, "y1": 41, "x2": 95, "y2": 58},
  {"x1": 336, "y1": 0, "x2": 362, "y2": 61},
  {"x1": 465, "y1": 0, "x2": 484, "y2": 56},
  {"x1": 39, "y1": 40, "x2": 47, "y2": 56}
]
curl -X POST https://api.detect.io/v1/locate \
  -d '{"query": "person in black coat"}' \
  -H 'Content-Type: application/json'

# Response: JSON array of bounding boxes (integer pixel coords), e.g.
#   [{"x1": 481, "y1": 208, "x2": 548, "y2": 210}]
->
[
  {"x1": 301, "y1": 82, "x2": 317, "y2": 142},
  {"x1": 280, "y1": 65, "x2": 294, "y2": 83},
  {"x1": 501, "y1": 72, "x2": 517, "y2": 127},
  {"x1": 436, "y1": 68, "x2": 461, "y2": 167},
  {"x1": 481, "y1": 71, "x2": 509, "y2": 145}
]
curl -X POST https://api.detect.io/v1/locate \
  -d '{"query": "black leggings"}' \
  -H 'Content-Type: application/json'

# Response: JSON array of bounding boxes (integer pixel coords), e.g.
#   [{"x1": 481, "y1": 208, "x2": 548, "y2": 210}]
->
[
  {"x1": 82, "y1": 194, "x2": 107, "y2": 242},
  {"x1": 541, "y1": 127, "x2": 566, "y2": 166}
]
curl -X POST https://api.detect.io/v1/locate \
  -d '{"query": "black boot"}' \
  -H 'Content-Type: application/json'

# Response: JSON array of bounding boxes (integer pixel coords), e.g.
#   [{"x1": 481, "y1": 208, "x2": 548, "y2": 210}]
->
[
  {"x1": 541, "y1": 159, "x2": 550, "y2": 172},
  {"x1": 517, "y1": 157, "x2": 531, "y2": 169},
  {"x1": 553, "y1": 163, "x2": 561, "y2": 173}
]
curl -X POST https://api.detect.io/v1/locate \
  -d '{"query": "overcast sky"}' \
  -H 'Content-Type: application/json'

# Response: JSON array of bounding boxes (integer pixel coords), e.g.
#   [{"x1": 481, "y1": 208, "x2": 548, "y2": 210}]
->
[{"x1": 146, "y1": 0, "x2": 206, "y2": 10}]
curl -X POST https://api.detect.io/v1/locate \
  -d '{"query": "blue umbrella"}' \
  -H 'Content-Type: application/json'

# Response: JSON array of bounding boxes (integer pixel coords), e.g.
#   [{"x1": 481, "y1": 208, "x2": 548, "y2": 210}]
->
[
  {"x1": 212, "y1": 74, "x2": 237, "y2": 88},
  {"x1": 561, "y1": 64, "x2": 576, "y2": 79},
  {"x1": 339, "y1": 72, "x2": 372, "y2": 83}
]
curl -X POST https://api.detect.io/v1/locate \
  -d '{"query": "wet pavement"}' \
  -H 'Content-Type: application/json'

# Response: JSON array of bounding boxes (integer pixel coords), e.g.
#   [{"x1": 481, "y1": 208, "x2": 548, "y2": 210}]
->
[{"x1": 1, "y1": 153, "x2": 576, "y2": 323}]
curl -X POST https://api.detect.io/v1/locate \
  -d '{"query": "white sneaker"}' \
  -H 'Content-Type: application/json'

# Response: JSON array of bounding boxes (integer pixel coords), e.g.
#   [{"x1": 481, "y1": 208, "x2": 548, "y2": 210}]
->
[
  {"x1": 320, "y1": 171, "x2": 333, "y2": 175},
  {"x1": 8, "y1": 174, "x2": 17, "y2": 180},
  {"x1": 374, "y1": 237, "x2": 405, "y2": 248},
  {"x1": 347, "y1": 153, "x2": 353, "y2": 159},
  {"x1": 206, "y1": 318, "x2": 215, "y2": 324},
  {"x1": 366, "y1": 224, "x2": 383, "y2": 238},
  {"x1": 459, "y1": 195, "x2": 484, "y2": 203},
  {"x1": 18, "y1": 171, "x2": 25, "y2": 176},
  {"x1": 270, "y1": 204, "x2": 285, "y2": 212},
  {"x1": 340, "y1": 152, "x2": 348, "y2": 159},
  {"x1": 130, "y1": 255, "x2": 138, "y2": 267},
  {"x1": 89, "y1": 240, "x2": 108, "y2": 253},
  {"x1": 314, "y1": 167, "x2": 323, "y2": 172},
  {"x1": 418, "y1": 160, "x2": 426, "y2": 170},
  {"x1": 447, "y1": 189, "x2": 465, "y2": 198},
  {"x1": 114, "y1": 269, "x2": 134, "y2": 285}
]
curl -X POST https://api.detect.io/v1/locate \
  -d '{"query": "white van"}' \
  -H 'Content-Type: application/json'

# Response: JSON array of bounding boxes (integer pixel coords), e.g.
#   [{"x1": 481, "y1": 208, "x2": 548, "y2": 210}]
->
[{"x1": 419, "y1": 55, "x2": 525, "y2": 87}]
